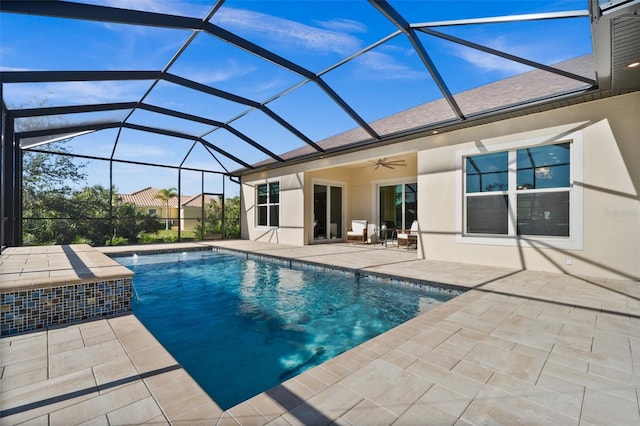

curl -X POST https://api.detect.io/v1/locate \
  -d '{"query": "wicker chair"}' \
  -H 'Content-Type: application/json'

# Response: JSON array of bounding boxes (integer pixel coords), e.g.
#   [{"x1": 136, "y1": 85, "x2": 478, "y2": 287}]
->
[
  {"x1": 346, "y1": 220, "x2": 368, "y2": 244},
  {"x1": 397, "y1": 220, "x2": 418, "y2": 249}
]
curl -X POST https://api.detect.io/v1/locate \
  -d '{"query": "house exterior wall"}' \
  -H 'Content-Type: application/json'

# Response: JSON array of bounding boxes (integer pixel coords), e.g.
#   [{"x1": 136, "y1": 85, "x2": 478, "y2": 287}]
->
[
  {"x1": 241, "y1": 171, "x2": 306, "y2": 245},
  {"x1": 181, "y1": 206, "x2": 203, "y2": 231},
  {"x1": 416, "y1": 92, "x2": 639, "y2": 280},
  {"x1": 133, "y1": 205, "x2": 179, "y2": 227},
  {"x1": 241, "y1": 92, "x2": 639, "y2": 280}
]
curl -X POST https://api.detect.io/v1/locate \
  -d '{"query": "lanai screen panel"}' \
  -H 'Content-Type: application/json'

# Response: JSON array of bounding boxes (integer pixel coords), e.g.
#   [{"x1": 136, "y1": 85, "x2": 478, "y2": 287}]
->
[{"x1": 1, "y1": 0, "x2": 596, "y2": 173}]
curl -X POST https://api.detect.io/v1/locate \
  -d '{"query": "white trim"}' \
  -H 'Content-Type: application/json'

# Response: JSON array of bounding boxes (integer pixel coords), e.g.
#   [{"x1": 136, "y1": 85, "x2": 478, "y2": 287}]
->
[
  {"x1": 372, "y1": 178, "x2": 418, "y2": 230},
  {"x1": 311, "y1": 177, "x2": 346, "y2": 243},
  {"x1": 455, "y1": 130, "x2": 584, "y2": 250},
  {"x1": 254, "y1": 178, "x2": 281, "y2": 230}
]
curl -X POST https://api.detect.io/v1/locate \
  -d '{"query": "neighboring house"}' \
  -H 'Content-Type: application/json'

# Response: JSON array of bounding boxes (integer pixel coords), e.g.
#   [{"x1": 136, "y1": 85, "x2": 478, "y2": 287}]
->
[
  {"x1": 119, "y1": 187, "x2": 214, "y2": 231},
  {"x1": 237, "y1": 56, "x2": 640, "y2": 282}
]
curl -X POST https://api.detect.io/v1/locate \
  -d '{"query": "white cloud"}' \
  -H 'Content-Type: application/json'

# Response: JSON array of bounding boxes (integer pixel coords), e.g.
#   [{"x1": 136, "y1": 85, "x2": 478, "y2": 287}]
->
[
  {"x1": 179, "y1": 58, "x2": 256, "y2": 85},
  {"x1": 449, "y1": 36, "x2": 541, "y2": 75},
  {"x1": 91, "y1": 0, "x2": 207, "y2": 16},
  {"x1": 213, "y1": 8, "x2": 362, "y2": 56},
  {"x1": 353, "y1": 51, "x2": 426, "y2": 80},
  {"x1": 315, "y1": 18, "x2": 367, "y2": 34}
]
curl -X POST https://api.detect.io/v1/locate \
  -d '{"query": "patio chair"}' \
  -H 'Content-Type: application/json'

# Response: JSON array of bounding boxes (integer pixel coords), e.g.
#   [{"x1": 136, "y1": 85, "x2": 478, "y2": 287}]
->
[
  {"x1": 397, "y1": 220, "x2": 418, "y2": 249},
  {"x1": 346, "y1": 219, "x2": 368, "y2": 244}
]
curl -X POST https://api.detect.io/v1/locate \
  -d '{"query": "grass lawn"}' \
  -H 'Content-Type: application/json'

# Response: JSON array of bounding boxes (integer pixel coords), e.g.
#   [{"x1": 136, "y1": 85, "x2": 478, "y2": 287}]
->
[{"x1": 156, "y1": 229, "x2": 199, "y2": 240}]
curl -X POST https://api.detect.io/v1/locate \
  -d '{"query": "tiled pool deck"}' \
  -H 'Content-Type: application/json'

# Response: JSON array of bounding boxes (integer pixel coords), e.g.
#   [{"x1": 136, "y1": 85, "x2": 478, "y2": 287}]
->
[{"x1": 1, "y1": 241, "x2": 639, "y2": 425}]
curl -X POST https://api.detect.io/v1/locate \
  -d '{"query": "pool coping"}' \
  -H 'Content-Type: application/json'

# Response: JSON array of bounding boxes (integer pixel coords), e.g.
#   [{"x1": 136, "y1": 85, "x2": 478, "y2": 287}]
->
[
  {"x1": 3, "y1": 241, "x2": 639, "y2": 424},
  {"x1": 111, "y1": 245, "x2": 467, "y2": 298}
]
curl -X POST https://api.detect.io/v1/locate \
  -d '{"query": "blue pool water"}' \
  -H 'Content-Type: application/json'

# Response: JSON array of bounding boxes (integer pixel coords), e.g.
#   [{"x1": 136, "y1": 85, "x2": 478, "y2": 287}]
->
[{"x1": 117, "y1": 250, "x2": 455, "y2": 409}]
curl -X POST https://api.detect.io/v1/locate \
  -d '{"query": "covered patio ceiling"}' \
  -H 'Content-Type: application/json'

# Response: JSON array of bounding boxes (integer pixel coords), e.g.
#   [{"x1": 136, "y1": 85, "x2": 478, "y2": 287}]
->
[{"x1": 1, "y1": 0, "x2": 639, "y2": 177}]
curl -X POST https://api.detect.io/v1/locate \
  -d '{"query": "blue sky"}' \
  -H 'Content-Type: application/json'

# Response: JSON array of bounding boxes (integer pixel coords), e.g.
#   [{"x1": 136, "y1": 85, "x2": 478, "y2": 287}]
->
[{"x1": 0, "y1": 0, "x2": 593, "y2": 195}]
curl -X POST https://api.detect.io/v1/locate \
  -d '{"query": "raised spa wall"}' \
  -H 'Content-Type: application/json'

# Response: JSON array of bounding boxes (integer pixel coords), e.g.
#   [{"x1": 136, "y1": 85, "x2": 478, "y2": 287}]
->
[{"x1": 0, "y1": 245, "x2": 134, "y2": 336}]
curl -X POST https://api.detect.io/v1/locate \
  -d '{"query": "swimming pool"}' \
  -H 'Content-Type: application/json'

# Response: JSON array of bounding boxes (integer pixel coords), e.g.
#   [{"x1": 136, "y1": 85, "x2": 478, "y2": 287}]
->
[{"x1": 117, "y1": 250, "x2": 456, "y2": 409}]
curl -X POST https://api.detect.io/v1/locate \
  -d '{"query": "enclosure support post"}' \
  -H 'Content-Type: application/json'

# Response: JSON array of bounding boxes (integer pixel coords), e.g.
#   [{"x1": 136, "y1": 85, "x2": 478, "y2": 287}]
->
[
  {"x1": 1, "y1": 115, "x2": 21, "y2": 247},
  {"x1": 177, "y1": 168, "x2": 182, "y2": 242},
  {"x1": 221, "y1": 176, "x2": 225, "y2": 240}
]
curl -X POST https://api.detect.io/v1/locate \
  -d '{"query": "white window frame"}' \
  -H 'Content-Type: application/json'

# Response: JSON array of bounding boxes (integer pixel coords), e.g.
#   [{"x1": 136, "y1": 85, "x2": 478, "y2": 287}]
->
[
  {"x1": 372, "y1": 177, "x2": 418, "y2": 230},
  {"x1": 255, "y1": 180, "x2": 280, "y2": 228},
  {"x1": 455, "y1": 131, "x2": 583, "y2": 250}
]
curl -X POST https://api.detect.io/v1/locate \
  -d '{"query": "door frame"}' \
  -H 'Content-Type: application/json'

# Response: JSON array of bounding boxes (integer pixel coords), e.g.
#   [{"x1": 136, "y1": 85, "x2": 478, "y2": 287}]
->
[
  {"x1": 311, "y1": 178, "x2": 346, "y2": 244},
  {"x1": 372, "y1": 177, "x2": 418, "y2": 231}
]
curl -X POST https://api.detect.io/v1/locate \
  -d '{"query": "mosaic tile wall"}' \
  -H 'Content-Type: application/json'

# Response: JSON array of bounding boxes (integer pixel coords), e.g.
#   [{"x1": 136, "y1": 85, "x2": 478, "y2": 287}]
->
[{"x1": 1, "y1": 278, "x2": 132, "y2": 336}]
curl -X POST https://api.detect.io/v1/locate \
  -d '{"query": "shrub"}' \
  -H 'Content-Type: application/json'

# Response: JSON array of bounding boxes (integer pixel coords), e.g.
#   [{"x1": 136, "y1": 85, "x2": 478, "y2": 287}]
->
[
  {"x1": 106, "y1": 236, "x2": 128, "y2": 246},
  {"x1": 139, "y1": 232, "x2": 159, "y2": 244},
  {"x1": 72, "y1": 235, "x2": 93, "y2": 245},
  {"x1": 163, "y1": 234, "x2": 178, "y2": 243}
]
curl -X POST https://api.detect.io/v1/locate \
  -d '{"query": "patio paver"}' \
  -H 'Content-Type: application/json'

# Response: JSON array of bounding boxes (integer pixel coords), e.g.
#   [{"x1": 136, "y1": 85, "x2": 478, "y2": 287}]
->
[{"x1": 2, "y1": 240, "x2": 639, "y2": 424}]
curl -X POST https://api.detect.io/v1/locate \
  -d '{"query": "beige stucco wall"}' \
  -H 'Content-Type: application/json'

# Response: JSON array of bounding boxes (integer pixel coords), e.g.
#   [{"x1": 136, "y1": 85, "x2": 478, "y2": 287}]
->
[
  {"x1": 241, "y1": 92, "x2": 639, "y2": 280},
  {"x1": 241, "y1": 170, "x2": 306, "y2": 245},
  {"x1": 417, "y1": 92, "x2": 639, "y2": 280},
  {"x1": 180, "y1": 206, "x2": 202, "y2": 231},
  {"x1": 242, "y1": 147, "x2": 419, "y2": 245}
]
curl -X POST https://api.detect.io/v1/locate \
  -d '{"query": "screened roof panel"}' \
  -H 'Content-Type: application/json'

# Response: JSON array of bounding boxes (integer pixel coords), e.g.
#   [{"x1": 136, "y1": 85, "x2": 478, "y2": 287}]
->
[
  {"x1": 126, "y1": 109, "x2": 214, "y2": 138},
  {"x1": 168, "y1": 31, "x2": 304, "y2": 102},
  {"x1": 393, "y1": 0, "x2": 587, "y2": 21},
  {"x1": 203, "y1": 129, "x2": 273, "y2": 169},
  {"x1": 15, "y1": 110, "x2": 131, "y2": 133},
  {"x1": 210, "y1": 0, "x2": 399, "y2": 72},
  {"x1": 321, "y1": 37, "x2": 443, "y2": 122},
  {"x1": 427, "y1": 18, "x2": 593, "y2": 83},
  {"x1": 143, "y1": 80, "x2": 249, "y2": 123},
  {"x1": 20, "y1": 132, "x2": 95, "y2": 151},
  {"x1": 0, "y1": 13, "x2": 189, "y2": 71},
  {"x1": 21, "y1": 128, "x2": 119, "y2": 158},
  {"x1": 66, "y1": 0, "x2": 212, "y2": 18},
  {"x1": 266, "y1": 81, "x2": 358, "y2": 142},
  {"x1": 181, "y1": 142, "x2": 225, "y2": 173},
  {"x1": 229, "y1": 109, "x2": 307, "y2": 157},
  {"x1": 112, "y1": 128, "x2": 195, "y2": 167},
  {"x1": 2, "y1": 81, "x2": 154, "y2": 109},
  {"x1": 419, "y1": 33, "x2": 537, "y2": 95},
  {"x1": 2, "y1": 0, "x2": 634, "y2": 176}
]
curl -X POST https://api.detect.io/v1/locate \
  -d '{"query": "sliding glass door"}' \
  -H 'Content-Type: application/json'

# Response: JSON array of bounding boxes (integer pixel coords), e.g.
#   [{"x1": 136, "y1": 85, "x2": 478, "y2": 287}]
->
[
  {"x1": 313, "y1": 183, "x2": 343, "y2": 242},
  {"x1": 379, "y1": 183, "x2": 417, "y2": 232}
]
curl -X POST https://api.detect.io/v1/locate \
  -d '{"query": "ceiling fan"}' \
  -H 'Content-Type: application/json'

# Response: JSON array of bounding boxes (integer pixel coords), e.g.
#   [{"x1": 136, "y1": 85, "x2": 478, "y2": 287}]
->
[{"x1": 369, "y1": 158, "x2": 406, "y2": 170}]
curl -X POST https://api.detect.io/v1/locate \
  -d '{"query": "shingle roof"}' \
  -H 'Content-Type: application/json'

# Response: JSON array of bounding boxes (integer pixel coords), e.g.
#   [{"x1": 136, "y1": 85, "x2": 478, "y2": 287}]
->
[
  {"x1": 119, "y1": 187, "x2": 214, "y2": 208},
  {"x1": 247, "y1": 55, "x2": 597, "y2": 170}
]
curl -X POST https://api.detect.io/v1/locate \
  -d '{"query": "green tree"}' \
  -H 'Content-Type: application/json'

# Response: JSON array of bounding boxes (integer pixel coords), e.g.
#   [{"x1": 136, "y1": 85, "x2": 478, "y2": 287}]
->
[
  {"x1": 153, "y1": 187, "x2": 178, "y2": 230},
  {"x1": 22, "y1": 145, "x2": 88, "y2": 245},
  {"x1": 111, "y1": 200, "x2": 163, "y2": 245},
  {"x1": 193, "y1": 195, "x2": 240, "y2": 240},
  {"x1": 224, "y1": 196, "x2": 241, "y2": 239}
]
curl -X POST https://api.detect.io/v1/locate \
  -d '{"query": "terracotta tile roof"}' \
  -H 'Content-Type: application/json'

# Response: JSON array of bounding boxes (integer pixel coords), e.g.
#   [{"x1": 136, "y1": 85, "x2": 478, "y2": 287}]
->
[
  {"x1": 118, "y1": 187, "x2": 214, "y2": 208},
  {"x1": 181, "y1": 194, "x2": 215, "y2": 208}
]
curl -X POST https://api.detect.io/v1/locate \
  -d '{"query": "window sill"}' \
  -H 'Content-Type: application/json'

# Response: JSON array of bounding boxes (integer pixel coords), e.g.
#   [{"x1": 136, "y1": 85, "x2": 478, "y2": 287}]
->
[
  {"x1": 456, "y1": 234, "x2": 583, "y2": 250},
  {"x1": 254, "y1": 226, "x2": 280, "y2": 231}
]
